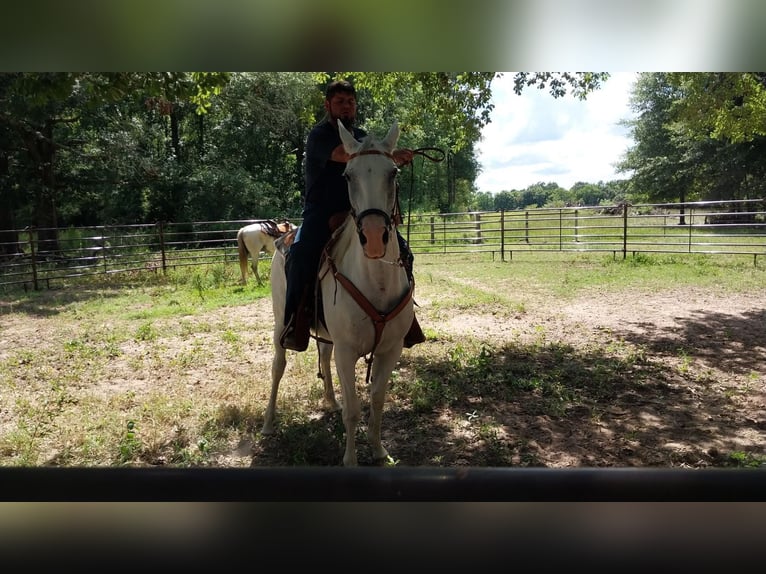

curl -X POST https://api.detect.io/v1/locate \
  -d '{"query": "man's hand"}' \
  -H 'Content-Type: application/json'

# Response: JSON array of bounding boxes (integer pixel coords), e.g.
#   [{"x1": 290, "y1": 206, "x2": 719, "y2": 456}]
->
[{"x1": 393, "y1": 148, "x2": 414, "y2": 167}]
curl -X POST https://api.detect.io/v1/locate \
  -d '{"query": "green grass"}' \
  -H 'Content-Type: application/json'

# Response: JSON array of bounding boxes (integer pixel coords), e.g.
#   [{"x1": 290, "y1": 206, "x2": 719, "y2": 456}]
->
[{"x1": 416, "y1": 251, "x2": 764, "y2": 299}]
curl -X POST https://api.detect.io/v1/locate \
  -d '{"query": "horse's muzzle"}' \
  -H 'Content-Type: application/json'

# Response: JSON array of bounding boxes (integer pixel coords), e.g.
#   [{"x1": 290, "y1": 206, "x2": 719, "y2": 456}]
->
[{"x1": 355, "y1": 208, "x2": 391, "y2": 259}]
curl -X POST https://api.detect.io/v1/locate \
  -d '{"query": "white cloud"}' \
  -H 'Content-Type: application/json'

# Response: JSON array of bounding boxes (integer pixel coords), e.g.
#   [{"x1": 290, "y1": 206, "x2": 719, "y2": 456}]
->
[{"x1": 476, "y1": 72, "x2": 638, "y2": 193}]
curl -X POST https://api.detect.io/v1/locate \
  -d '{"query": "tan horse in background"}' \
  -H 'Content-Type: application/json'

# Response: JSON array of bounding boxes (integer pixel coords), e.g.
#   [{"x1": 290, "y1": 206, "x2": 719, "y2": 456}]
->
[{"x1": 237, "y1": 219, "x2": 296, "y2": 285}]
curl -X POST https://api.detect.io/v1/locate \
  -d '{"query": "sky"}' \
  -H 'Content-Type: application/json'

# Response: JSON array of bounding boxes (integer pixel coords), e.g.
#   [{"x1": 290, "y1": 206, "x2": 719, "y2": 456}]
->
[{"x1": 475, "y1": 72, "x2": 639, "y2": 193}]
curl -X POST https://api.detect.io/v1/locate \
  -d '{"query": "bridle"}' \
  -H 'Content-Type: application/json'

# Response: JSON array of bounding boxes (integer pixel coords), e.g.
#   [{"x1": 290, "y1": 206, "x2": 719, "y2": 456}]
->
[{"x1": 345, "y1": 149, "x2": 398, "y2": 246}]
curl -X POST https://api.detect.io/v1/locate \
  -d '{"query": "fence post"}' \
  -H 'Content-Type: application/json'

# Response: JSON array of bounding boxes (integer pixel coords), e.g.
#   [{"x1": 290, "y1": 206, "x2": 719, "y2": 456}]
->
[
  {"x1": 158, "y1": 221, "x2": 167, "y2": 273},
  {"x1": 525, "y1": 211, "x2": 529, "y2": 244},
  {"x1": 574, "y1": 209, "x2": 579, "y2": 243},
  {"x1": 102, "y1": 225, "x2": 109, "y2": 274},
  {"x1": 559, "y1": 209, "x2": 563, "y2": 250},
  {"x1": 27, "y1": 226, "x2": 39, "y2": 291},
  {"x1": 500, "y1": 209, "x2": 506, "y2": 262},
  {"x1": 429, "y1": 216, "x2": 435, "y2": 245},
  {"x1": 688, "y1": 206, "x2": 693, "y2": 253},
  {"x1": 622, "y1": 203, "x2": 628, "y2": 260},
  {"x1": 474, "y1": 212, "x2": 482, "y2": 244}
]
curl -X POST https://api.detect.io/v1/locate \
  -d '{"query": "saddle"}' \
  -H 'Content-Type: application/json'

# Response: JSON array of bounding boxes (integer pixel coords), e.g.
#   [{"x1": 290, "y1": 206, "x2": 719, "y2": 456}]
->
[
  {"x1": 261, "y1": 219, "x2": 292, "y2": 238},
  {"x1": 275, "y1": 210, "x2": 353, "y2": 339}
]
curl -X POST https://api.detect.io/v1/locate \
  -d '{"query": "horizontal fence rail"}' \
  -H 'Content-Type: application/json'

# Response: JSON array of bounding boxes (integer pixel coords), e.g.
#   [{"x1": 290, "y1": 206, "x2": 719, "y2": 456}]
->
[{"x1": 2, "y1": 200, "x2": 765, "y2": 290}]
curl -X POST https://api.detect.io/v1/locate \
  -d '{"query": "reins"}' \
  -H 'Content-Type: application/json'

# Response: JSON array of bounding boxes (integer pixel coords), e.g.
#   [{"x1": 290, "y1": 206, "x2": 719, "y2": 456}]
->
[
  {"x1": 403, "y1": 147, "x2": 446, "y2": 242},
  {"x1": 411, "y1": 147, "x2": 446, "y2": 163}
]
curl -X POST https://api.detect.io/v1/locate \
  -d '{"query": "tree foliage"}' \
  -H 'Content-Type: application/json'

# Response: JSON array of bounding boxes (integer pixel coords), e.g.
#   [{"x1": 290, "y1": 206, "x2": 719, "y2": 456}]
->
[
  {"x1": 667, "y1": 73, "x2": 766, "y2": 143},
  {"x1": 619, "y1": 72, "x2": 766, "y2": 206},
  {"x1": 512, "y1": 72, "x2": 610, "y2": 101},
  {"x1": 1, "y1": 71, "x2": 615, "y2": 242}
]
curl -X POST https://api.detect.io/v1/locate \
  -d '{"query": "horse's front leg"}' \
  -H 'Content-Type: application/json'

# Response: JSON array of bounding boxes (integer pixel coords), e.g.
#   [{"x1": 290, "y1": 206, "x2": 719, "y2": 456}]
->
[
  {"x1": 262, "y1": 331, "x2": 287, "y2": 434},
  {"x1": 367, "y1": 348, "x2": 401, "y2": 463},
  {"x1": 333, "y1": 346, "x2": 361, "y2": 466},
  {"x1": 318, "y1": 342, "x2": 340, "y2": 412},
  {"x1": 252, "y1": 258, "x2": 262, "y2": 286}
]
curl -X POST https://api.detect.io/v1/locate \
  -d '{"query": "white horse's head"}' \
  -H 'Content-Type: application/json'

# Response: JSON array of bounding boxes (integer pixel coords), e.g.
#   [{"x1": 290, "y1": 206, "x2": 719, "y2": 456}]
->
[{"x1": 338, "y1": 120, "x2": 400, "y2": 259}]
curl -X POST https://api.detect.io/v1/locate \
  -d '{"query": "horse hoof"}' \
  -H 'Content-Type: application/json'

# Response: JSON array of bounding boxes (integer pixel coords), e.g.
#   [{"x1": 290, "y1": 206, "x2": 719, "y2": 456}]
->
[{"x1": 323, "y1": 398, "x2": 341, "y2": 412}]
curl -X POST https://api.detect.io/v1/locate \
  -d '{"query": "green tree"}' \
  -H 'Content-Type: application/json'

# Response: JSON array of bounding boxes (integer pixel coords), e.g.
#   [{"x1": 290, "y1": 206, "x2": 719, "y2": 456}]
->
[
  {"x1": 185, "y1": 72, "x2": 317, "y2": 220},
  {"x1": 618, "y1": 73, "x2": 697, "y2": 220},
  {"x1": 0, "y1": 72, "x2": 230, "y2": 248},
  {"x1": 1, "y1": 72, "x2": 611, "y2": 238},
  {"x1": 619, "y1": 73, "x2": 766, "y2": 217},
  {"x1": 667, "y1": 73, "x2": 766, "y2": 201},
  {"x1": 570, "y1": 182, "x2": 612, "y2": 206},
  {"x1": 667, "y1": 73, "x2": 766, "y2": 143}
]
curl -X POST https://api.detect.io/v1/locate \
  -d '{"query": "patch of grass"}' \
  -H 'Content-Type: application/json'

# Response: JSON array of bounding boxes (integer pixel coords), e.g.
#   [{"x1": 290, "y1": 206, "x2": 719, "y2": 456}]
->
[
  {"x1": 2, "y1": 252, "x2": 763, "y2": 469},
  {"x1": 134, "y1": 322, "x2": 158, "y2": 342},
  {"x1": 221, "y1": 329, "x2": 242, "y2": 352},
  {"x1": 261, "y1": 407, "x2": 345, "y2": 466},
  {"x1": 0, "y1": 381, "x2": 77, "y2": 465},
  {"x1": 724, "y1": 451, "x2": 766, "y2": 468},
  {"x1": 118, "y1": 420, "x2": 141, "y2": 463}
]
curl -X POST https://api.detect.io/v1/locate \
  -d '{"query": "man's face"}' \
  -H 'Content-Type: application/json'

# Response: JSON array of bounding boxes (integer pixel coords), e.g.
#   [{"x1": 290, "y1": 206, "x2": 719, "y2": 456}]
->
[{"x1": 325, "y1": 91, "x2": 356, "y2": 129}]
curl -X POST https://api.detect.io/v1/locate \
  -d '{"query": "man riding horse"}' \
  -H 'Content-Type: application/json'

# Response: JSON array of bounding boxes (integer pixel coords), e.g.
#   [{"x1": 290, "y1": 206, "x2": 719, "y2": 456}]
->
[{"x1": 280, "y1": 80, "x2": 425, "y2": 352}]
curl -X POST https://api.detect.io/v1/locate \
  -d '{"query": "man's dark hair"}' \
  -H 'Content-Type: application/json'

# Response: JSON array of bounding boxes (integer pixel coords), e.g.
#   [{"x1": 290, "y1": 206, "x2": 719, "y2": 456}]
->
[{"x1": 325, "y1": 80, "x2": 356, "y2": 100}]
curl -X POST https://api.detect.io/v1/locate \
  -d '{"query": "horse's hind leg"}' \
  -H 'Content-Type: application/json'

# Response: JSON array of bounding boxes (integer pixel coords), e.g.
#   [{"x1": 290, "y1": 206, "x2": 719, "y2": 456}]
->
[{"x1": 238, "y1": 257, "x2": 248, "y2": 285}]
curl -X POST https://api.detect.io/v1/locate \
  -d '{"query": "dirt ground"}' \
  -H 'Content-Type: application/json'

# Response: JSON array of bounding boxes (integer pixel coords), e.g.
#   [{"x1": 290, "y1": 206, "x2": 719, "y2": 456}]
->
[
  {"x1": 243, "y1": 285, "x2": 766, "y2": 468},
  {"x1": 420, "y1": 287, "x2": 766, "y2": 468},
  {"x1": 1, "y1": 283, "x2": 765, "y2": 468}
]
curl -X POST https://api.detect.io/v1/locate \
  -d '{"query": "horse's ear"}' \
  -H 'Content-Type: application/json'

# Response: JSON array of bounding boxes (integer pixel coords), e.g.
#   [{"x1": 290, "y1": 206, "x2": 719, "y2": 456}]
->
[
  {"x1": 382, "y1": 120, "x2": 400, "y2": 152},
  {"x1": 338, "y1": 120, "x2": 361, "y2": 155}
]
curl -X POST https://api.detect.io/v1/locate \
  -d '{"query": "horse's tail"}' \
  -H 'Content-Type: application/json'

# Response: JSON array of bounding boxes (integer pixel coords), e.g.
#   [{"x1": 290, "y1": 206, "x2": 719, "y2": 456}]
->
[{"x1": 236, "y1": 228, "x2": 249, "y2": 284}]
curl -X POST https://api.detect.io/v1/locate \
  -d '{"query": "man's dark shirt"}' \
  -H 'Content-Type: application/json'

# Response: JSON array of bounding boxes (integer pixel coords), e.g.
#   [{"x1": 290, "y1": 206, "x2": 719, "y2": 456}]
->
[{"x1": 304, "y1": 119, "x2": 367, "y2": 214}]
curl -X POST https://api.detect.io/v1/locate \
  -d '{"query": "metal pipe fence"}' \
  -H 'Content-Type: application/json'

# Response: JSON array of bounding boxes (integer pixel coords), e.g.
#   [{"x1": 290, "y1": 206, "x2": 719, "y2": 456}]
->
[
  {"x1": 2, "y1": 199, "x2": 765, "y2": 291},
  {"x1": 404, "y1": 199, "x2": 766, "y2": 264}
]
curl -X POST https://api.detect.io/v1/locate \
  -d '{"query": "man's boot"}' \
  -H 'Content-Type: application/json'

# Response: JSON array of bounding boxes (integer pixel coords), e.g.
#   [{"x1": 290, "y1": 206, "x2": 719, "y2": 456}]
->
[
  {"x1": 397, "y1": 236, "x2": 424, "y2": 348},
  {"x1": 279, "y1": 288, "x2": 311, "y2": 352},
  {"x1": 403, "y1": 314, "x2": 426, "y2": 348}
]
